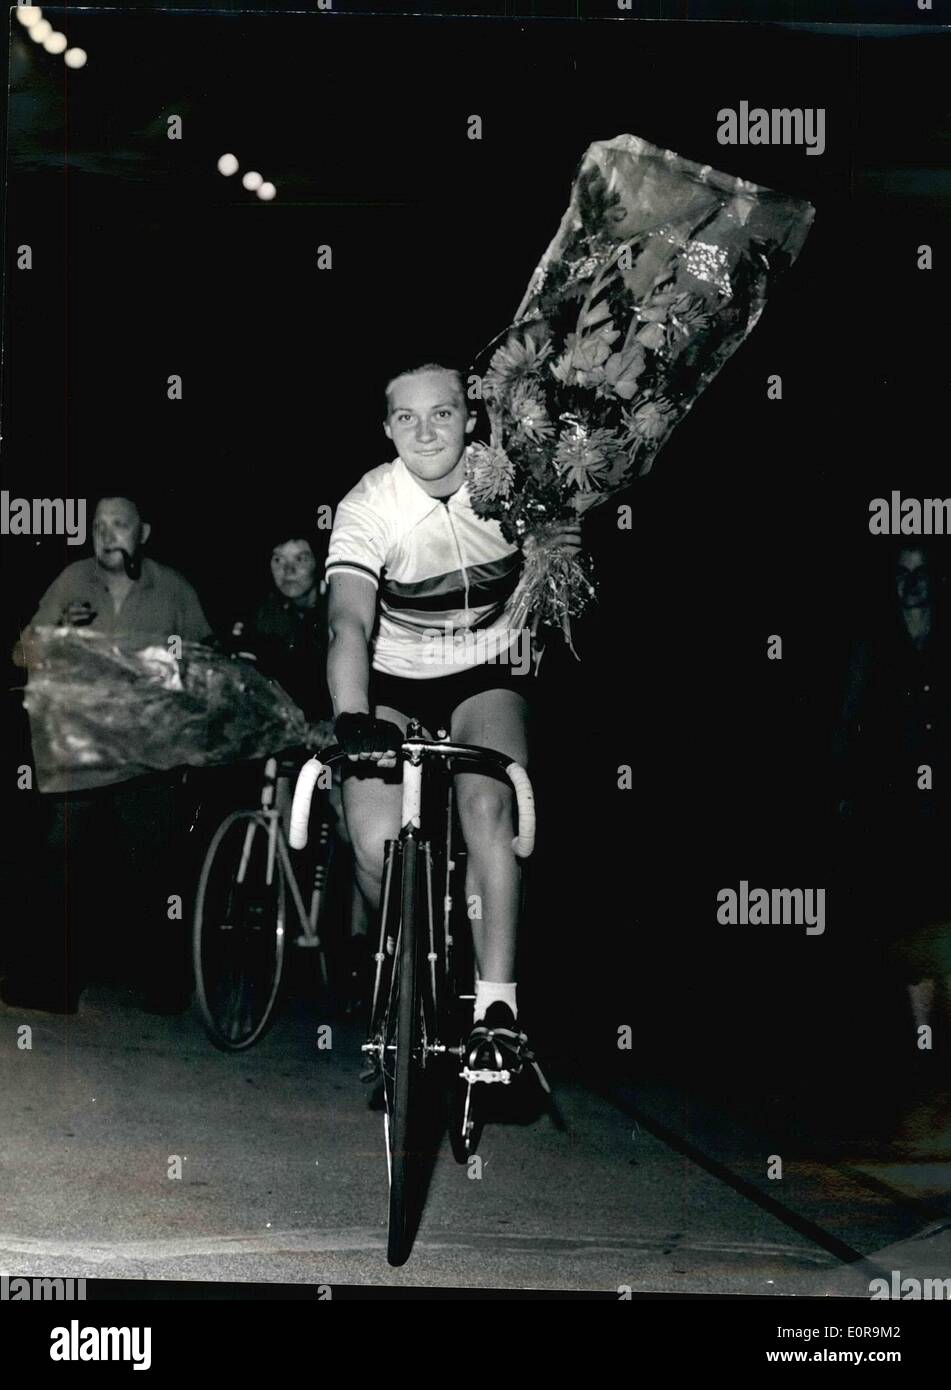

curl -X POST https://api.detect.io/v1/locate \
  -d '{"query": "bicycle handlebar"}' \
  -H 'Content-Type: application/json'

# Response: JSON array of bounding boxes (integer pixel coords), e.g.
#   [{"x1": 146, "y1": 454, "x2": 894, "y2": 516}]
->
[
  {"x1": 289, "y1": 755, "x2": 326, "y2": 851},
  {"x1": 288, "y1": 740, "x2": 536, "y2": 858}
]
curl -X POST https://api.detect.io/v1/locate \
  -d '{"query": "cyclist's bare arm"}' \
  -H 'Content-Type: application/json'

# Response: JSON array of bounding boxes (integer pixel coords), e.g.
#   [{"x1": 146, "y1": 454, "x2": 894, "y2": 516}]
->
[
  {"x1": 327, "y1": 573, "x2": 376, "y2": 717},
  {"x1": 327, "y1": 573, "x2": 400, "y2": 766}
]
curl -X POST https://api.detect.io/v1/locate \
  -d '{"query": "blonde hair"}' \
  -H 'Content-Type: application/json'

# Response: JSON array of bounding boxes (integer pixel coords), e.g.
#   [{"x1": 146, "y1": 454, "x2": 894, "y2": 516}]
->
[{"x1": 383, "y1": 362, "x2": 467, "y2": 419}]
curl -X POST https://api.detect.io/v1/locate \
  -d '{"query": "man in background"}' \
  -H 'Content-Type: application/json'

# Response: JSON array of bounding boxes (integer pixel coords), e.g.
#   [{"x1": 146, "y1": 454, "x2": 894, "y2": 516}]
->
[{"x1": 3, "y1": 493, "x2": 213, "y2": 1015}]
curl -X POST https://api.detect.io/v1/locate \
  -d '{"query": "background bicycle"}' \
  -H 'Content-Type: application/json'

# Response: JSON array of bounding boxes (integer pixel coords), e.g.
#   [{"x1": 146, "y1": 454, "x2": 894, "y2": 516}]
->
[{"x1": 192, "y1": 750, "x2": 349, "y2": 1051}]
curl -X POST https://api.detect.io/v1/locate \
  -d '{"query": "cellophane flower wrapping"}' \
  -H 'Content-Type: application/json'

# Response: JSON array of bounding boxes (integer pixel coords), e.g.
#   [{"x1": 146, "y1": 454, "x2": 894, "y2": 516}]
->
[
  {"x1": 23, "y1": 628, "x2": 312, "y2": 791},
  {"x1": 470, "y1": 133, "x2": 815, "y2": 649}
]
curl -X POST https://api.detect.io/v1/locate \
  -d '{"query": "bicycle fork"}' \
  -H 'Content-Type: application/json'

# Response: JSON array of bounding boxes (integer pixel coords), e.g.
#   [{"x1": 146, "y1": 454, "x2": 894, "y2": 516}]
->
[{"x1": 362, "y1": 751, "x2": 429, "y2": 1076}]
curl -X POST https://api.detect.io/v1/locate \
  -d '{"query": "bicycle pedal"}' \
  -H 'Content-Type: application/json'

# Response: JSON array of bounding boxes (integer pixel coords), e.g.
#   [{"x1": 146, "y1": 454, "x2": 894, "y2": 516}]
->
[{"x1": 460, "y1": 1066, "x2": 512, "y2": 1086}]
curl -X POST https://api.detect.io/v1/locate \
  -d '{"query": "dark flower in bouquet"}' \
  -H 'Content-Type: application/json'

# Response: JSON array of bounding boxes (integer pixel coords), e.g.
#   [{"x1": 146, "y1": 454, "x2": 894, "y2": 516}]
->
[{"x1": 469, "y1": 133, "x2": 815, "y2": 651}]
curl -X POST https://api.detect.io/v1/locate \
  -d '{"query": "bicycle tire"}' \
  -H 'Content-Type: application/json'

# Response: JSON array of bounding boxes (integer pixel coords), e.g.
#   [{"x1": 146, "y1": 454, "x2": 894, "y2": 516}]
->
[
  {"x1": 384, "y1": 836, "x2": 421, "y2": 1266},
  {"x1": 193, "y1": 810, "x2": 287, "y2": 1051}
]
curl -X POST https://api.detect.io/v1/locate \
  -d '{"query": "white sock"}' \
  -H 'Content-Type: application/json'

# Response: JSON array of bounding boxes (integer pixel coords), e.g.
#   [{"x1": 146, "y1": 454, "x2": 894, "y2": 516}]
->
[{"x1": 474, "y1": 980, "x2": 517, "y2": 1023}]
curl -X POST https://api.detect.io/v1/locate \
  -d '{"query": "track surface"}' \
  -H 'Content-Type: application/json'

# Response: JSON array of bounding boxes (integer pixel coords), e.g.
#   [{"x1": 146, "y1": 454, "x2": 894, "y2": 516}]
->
[{"x1": 1, "y1": 985, "x2": 947, "y2": 1295}]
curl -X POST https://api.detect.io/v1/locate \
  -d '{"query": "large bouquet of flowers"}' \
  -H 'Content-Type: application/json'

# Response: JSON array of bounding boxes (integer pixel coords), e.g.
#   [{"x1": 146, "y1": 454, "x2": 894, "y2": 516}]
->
[
  {"x1": 23, "y1": 629, "x2": 314, "y2": 790},
  {"x1": 468, "y1": 133, "x2": 815, "y2": 649}
]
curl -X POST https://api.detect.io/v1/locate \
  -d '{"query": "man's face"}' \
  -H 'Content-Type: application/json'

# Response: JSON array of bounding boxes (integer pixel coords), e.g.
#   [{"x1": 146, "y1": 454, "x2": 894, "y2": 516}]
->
[
  {"x1": 383, "y1": 369, "x2": 474, "y2": 491},
  {"x1": 896, "y1": 549, "x2": 933, "y2": 611},
  {"x1": 271, "y1": 539, "x2": 318, "y2": 602},
  {"x1": 92, "y1": 498, "x2": 148, "y2": 572}
]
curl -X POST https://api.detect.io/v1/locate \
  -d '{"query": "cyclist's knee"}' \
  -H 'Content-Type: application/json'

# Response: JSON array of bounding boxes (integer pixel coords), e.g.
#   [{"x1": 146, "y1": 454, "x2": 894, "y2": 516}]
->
[{"x1": 456, "y1": 784, "x2": 513, "y2": 843}]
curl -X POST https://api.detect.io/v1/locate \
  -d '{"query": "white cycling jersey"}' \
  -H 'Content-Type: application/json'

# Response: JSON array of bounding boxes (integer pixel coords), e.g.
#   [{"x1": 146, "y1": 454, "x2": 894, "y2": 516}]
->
[{"x1": 326, "y1": 453, "x2": 524, "y2": 678}]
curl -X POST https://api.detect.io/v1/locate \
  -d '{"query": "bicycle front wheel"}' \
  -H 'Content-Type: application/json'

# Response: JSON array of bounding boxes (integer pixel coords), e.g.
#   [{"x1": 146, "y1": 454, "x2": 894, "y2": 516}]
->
[
  {"x1": 383, "y1": 836, "x2": 422, "y2": 1266},
  {"x1": 193, "y1": 810, "x2": 287, "y2": 1051}
]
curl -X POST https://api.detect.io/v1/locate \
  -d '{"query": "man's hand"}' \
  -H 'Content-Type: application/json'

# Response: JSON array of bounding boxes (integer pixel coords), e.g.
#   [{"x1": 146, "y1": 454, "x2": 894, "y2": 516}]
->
[
  {"x1": 59, "y1": 601, "x2": 97, "y2": 627},
  {"x1": 524, "y1": 522, "x2": 583, "y2": 558},
  {"x1": 334, "y1": 712, "x2": 404, "y2": 768}
]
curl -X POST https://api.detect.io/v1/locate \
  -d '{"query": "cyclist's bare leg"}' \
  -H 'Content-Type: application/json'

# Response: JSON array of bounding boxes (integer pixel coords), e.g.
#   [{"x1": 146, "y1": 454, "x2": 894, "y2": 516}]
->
[
  {"x1": 349, "y1": 883, "x2": 370, "y2": 937},
  {"x1": 327, "y1": 776, "x2": 369, "y2": 938},
  {"x1": 340, "y1": 703, "x2": 413, "y2": 917},
  {"x1": 451, "y1": 688, "x2": 529, "y2": 987}
]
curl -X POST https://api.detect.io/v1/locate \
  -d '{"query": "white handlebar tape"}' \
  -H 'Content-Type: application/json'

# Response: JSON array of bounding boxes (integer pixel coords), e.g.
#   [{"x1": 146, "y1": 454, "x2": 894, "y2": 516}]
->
[
  {"x1": 506, "y1": 761, "x2": 536, "y2": 858},
  {"x1": 289, "y1": 757, "x2": 323, "y2": 850}
]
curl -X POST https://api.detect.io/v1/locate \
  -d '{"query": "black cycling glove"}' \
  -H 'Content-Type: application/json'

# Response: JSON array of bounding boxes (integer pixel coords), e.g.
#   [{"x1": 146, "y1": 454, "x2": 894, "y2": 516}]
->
[{"x1": 334, "y1": 712, "x2": 404, "y2": 758}]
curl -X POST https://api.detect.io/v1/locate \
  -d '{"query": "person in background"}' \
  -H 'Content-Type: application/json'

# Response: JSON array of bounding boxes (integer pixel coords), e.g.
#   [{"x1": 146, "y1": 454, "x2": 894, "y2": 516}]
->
[
  {"x1": 835, "y1": 541, "x2": 951, "y2": 1145},
  {"x1": 229, "y1": 525, "x2": 368, "y2": 1005},
  {"x1": 3, "y1": 493, "x2": 213, "y2": 1015},
  {"x1": 231, "y1": 529, "x2": 334, "y2": 727}
]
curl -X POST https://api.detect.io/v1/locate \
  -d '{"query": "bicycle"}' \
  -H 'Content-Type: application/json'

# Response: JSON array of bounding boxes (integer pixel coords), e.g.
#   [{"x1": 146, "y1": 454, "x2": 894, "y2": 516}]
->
[
  {"x1": 192, "y1": 752, "x2": 336, "y2": 1051},
  {"x1": 289, "y1": 719, "x2": 538, "y2": 1267}
]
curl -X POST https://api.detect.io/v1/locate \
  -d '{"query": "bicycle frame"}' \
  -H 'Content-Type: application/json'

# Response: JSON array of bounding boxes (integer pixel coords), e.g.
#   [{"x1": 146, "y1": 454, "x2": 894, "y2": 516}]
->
[
  {"x1": 236, "y1": 810, "x2": 317, "y2": 949},
  {"x1": 348, "y1": 734, "x2": 468, "y2": 1066},
  {"x1": 289, "y1": 723, "x2": 536, "y2": 1264},
  {"x1": 230, "y1": 756, "x2": 330, "y2": 980},
  {"x1": 253, "y1": 755, "x2": 332, "y2": 953},
  {"x1": 290, "y1": 723, "x2": 535, "y2": 1050}
]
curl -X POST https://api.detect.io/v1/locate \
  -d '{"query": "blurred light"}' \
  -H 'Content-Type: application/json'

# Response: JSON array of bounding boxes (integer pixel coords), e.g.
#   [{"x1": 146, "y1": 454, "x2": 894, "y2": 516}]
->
[
  {"x1": 28, "y1": 18, "x2": 52, "y2": 42},
  {"x1": 16, "y1": 6, "x2": 43, "y2": 25},
  {"x1": 242, "y1": 171, "x2": 263, "y2": 192},
  {"x1": 217, "y1": 153, "x2": 239, "y2": 177},
  {"x1": 257, "y1": 182, "x2": 276, "y2": 201},
  {"x1": 64, "y1": 47, "x2": 88, "y2": 69},
  {"x1": 43, "y1": 31, "x2": 68, "y2": 54}
]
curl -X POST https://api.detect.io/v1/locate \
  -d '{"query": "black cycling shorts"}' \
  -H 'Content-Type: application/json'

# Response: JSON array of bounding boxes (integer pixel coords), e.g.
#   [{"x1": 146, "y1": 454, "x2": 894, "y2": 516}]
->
[{"x1": 369, "y1": 660, "x2": 533, "y2": 737}]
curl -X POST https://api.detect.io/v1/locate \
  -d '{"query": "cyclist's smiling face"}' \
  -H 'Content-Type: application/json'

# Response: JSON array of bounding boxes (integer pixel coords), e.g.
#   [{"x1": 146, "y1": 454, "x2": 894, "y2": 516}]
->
[{"x1": 384, "y1": 369, "x2": 474, "y2": 494}]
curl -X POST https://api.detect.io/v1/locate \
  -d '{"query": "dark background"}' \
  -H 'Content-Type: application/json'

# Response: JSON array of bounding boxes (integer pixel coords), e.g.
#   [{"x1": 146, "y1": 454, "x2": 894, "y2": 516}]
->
[{"x1": 3, "y1": 9, "x2": 949, "y2": 1127}]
